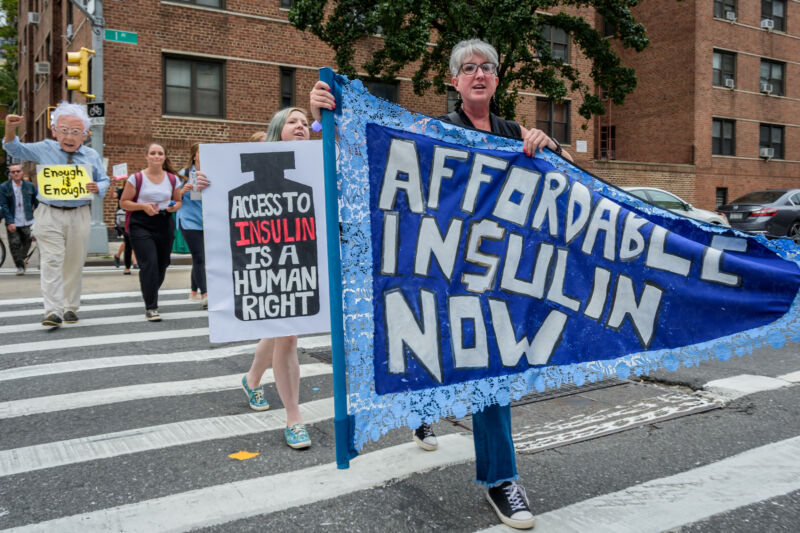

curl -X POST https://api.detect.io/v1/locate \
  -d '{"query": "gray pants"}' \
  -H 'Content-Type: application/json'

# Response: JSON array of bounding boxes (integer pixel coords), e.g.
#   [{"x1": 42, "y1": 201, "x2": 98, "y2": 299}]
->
[{"x1": 7, "y1": 224, "x2": 33, "y2": 268}]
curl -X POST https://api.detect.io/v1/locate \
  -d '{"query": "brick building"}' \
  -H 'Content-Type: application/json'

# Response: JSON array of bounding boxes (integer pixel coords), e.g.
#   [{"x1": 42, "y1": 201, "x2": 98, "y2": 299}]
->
[
  {"x1": 14, "y1": 0, "x2": 799, "y2": 229},
  {"x1": 595, "y1": 0, "x2": 800, "y2": 210}
]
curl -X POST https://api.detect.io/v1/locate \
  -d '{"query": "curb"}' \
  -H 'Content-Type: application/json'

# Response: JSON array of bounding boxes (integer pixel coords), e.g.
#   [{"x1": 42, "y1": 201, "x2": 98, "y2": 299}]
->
[{"x1": 84, "y1": 254, "x2": 193, "y2": 267}]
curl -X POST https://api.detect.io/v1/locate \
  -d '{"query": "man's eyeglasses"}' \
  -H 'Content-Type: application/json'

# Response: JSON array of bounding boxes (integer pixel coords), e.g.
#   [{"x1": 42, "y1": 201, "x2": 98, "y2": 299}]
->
[
  {"x1": 9, "y1": 170, "x2": 22, "y2": 174},
  {"x1": 55, "y1": 127, "x2": 86, "y2": 136},
  {"x1": 459, "y1": 62, "x2": 497, "y2": 76}
]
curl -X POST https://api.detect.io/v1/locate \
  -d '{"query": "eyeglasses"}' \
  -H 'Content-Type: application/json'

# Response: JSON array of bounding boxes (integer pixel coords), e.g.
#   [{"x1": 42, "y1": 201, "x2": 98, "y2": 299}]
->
[
  {"x1": 55, "y1": 127, "x2": 86, "y2": 136},
  {"x1": 9, "y1": 170, "x2": 22, "y2": 173},
  {"x1": 459, "y1": 62, "x2": 497, "y2": 76}
]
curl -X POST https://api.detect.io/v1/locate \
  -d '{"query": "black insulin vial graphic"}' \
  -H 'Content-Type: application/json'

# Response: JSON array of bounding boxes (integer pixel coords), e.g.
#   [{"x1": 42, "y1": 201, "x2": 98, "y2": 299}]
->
[{"x1": 229, "y1": 151, "x2": 319, "y2": 321}]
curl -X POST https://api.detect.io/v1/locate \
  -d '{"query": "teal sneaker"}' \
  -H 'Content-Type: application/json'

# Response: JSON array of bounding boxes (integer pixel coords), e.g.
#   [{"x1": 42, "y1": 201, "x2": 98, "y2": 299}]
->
[
  {"x1": 284, "y1": 424, "x2": 311, "y2": 449},
  {"x1": 241, "y1": 375, "x2": 269, "y2": 411}
]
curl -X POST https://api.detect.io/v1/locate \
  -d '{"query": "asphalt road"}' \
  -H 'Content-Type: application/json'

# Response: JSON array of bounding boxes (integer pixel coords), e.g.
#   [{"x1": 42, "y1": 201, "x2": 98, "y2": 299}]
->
[{"x1": 0, "y1": 263, "x2": 798, "y2": 532}]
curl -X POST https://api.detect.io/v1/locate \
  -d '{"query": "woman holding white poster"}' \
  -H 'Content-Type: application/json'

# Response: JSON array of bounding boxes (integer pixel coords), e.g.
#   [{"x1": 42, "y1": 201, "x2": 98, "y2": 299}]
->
[{"x1": 198, "y1": 108, "x2": 313, "y2": 450}]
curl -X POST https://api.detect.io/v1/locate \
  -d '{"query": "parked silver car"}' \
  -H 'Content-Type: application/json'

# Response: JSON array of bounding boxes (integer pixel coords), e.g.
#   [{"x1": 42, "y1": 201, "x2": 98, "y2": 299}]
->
[
  {"x1": 621, "y1": 187, "x2": 730, "y2": 226},
  {"x1": 717, "y1": 189, "x2": 800, "y2": 243}
]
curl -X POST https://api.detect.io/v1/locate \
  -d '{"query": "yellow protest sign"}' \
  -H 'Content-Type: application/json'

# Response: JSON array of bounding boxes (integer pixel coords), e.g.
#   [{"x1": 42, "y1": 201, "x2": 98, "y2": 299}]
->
[{"x1": 37, "y1": 164, "x2": 93, "y2": 201}]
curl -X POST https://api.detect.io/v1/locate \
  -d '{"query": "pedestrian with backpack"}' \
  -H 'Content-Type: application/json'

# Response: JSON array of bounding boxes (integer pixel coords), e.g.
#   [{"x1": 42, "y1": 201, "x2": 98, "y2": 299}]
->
[{"x1": 119, "y1": 143, "x2": 182, "y2": 321}]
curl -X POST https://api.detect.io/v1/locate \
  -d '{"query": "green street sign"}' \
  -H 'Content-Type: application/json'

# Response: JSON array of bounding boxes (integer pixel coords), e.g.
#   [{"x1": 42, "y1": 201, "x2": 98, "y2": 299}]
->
[{"x1": 105, "y1": 30, "x2": 138, "y2": 45}]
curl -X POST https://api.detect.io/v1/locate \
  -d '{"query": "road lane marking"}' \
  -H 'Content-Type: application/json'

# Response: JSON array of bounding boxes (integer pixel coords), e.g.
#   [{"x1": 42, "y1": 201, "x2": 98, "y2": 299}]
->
[
  {"x1": 700, "y1": 374, "x2": 793, "y2": 402},
  {"x1": 3, "y1": 433, "x2": 475, "y2": 533},
  {"x1": 0, "y1": 328, "x2": 211, "y2": 355},
  {"x1": 0, "y1": 398, "x2": 334, "y2": 477},
  {"x1": 777, "y1": 370, "x2": 800, "y2": 383},
  {"x1": 475, "y1": 435, "x2": 800, "y2": 533},
  {"x1": 0, "y1": 311, "x2": 210, "y2": 334},
  {"x1": 0, "y1": 298, "x2": 196, "y2": 319},
  {"x1": 0, "y1": 289, "x2": 188, "y2": 307},
  {"x1": 0, "y1": 363, "x2": 332, "y2": 419},
  {"x1": 0, "y1": 333, "x2": 329, "y2": 382},
  {"x1": 0, "y1": 345, "x2": 257, "y2": 382}
]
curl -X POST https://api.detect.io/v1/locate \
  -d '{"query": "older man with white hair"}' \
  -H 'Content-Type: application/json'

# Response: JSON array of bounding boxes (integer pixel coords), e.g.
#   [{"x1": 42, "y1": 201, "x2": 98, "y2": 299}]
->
[{"x1": 3, "y1": 101, "x2": 110, "y2": 327}]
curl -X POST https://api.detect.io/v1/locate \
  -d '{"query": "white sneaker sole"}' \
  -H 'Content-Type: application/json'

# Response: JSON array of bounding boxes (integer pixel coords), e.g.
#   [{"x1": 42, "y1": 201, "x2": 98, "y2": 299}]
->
[
  {"x1": 241, "y1": 383, "x2": 270, "y2": 411},
  {"x1": 484, "y1": 492, "x2": 536, "y2": 530},
  {"x1": 412, "y1": 432, "x2": 439, "y2": 451}
]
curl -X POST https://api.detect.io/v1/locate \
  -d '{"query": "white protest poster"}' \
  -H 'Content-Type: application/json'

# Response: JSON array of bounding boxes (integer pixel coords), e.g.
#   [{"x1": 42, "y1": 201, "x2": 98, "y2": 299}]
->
[{"x1": 200, "y1": 141, "x2": 330, "y2": 342}]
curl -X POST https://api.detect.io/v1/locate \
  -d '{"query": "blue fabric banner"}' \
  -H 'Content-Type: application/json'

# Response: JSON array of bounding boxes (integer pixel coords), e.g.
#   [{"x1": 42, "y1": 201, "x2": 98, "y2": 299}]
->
[{"x1": 328, "y1": 73, "x2": 800, "y2": 449}]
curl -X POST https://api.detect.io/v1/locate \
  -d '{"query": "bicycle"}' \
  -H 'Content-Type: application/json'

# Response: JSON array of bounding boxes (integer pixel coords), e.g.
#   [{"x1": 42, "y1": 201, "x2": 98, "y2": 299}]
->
[{"x1": 0, "y1": 232, "x2": 38, "y2": 270}]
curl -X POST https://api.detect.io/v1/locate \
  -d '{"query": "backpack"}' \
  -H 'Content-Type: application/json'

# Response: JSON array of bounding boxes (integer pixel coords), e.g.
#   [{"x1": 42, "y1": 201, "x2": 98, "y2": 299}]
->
[{"x1": 124, "y1": 171, "x2": 178, "y2": 233}]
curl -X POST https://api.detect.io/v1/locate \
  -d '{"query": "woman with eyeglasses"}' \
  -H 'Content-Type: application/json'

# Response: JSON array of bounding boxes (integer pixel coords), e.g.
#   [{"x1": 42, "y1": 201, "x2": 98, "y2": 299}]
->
[{"x1": 310, "y1": 38, "x2": 571, "y2": 530}]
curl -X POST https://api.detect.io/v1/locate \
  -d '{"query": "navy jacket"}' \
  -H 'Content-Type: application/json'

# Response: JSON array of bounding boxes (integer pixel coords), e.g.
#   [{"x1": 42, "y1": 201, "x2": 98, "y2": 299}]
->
[{"x1": 0, "y1": 180, "x2": 38, "y2": 225}]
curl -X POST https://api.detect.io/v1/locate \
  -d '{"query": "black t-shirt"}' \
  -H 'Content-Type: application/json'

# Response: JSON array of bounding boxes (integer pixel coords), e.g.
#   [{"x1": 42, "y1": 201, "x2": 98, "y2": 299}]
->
[{"x1": 439, "y1": 107, "x2": 523, "y2": 141}]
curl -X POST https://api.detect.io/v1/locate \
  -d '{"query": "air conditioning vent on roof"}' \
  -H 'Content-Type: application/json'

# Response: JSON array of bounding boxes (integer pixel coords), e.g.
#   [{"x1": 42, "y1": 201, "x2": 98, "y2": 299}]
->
[
  {"x1": 761, "y1": 19, "x2": 774, "y2": 30},
  {"x1": 760, "y1": 82, "x2": 773, "y2": 94},
  {"x1": 760, "y1": 147, "x2": 774, "y2": 159},
  {"x1": 725, "y1": 11, "x2": 736, "y2": 22},
  {"x1": 724, "y1": 78, "x2": 735, "y2": 89},
  {"x1": 34, "y1": 62, "x2": 50, "y2": 75},
  {"x1": 28, "y1": 12, "x2": 39, "y2": 24}
]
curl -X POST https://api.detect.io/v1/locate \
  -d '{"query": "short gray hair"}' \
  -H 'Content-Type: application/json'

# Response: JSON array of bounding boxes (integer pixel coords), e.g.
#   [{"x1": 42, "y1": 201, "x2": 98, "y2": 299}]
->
[
  {"x1": 51, "y1": 101, "x2": 91, "y2": 132},
  {"x1": 449, "y1": 39, "x2": 499, "y2": 77}
]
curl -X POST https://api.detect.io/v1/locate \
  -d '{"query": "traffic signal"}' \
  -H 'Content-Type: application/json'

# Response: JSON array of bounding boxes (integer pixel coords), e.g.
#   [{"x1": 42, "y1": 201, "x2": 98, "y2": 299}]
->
[{"x1": 65, "y1": 47, "x2": 95, "y2": 99}]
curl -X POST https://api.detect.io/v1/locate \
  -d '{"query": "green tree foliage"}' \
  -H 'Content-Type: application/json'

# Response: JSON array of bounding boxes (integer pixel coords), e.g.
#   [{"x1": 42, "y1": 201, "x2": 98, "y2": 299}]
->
[
  {"x1": 0, "y1": 0, "x2": 17, "y2": 108},
  {"x1": 290, "y1": 0, "x2": 650, "y2": 121},
  {"x1": 0, "y1": 0, "x2": 18, "y2": 172}
]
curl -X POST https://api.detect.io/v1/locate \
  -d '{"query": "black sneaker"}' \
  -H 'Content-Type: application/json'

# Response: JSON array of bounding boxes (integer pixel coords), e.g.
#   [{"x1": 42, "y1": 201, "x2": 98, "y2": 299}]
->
[
  {"x1": 42, "y1": 313, "x2": 62, "y2": 328},
  {"x1": 412, "y1": 424, "x2": 438, "y2": 451},
  {"x1": 486, "y1": 481, "x2": 535, "y2": 529},
  {"x1": 145, "y1": 309, "x2": 162, "y2": 322},
  {"x1": 63, "y1": 311, "x2": 79, "y2": 323}
]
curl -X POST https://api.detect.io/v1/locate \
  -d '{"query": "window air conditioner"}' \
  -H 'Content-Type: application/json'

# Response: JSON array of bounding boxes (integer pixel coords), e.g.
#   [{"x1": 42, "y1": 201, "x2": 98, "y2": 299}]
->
[
  {"x1": 760, "y1": 147, "x2": 774, "y2": 159},
  {"x1": 760, "y1": 82, "x2": 773, "y2": 94},
  {"x1": 724, "y1": 78, "x2": 735, "y2": 89},
  {"x1": 761, "y1": 19, "x2": 774, "y2": 30},
  {"x1": 27, "y1": 12, "x2": 39, "y2": 24},
  {"x1": 34, "y1": 62, "x2": 50, "y2": 75},
  {"x1": 725, "y1": 11, "x2": 736, "y2": 22}
]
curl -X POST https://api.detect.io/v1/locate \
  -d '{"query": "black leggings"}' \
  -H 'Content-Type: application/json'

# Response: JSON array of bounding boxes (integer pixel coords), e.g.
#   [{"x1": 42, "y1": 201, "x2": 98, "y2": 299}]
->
[
  {"x1": 123, "y1": 231, "x2": 134, "y2": 269},
  {"x1": 181, "y1": 227, "x2": 206, "y2": 294},
  {"x1": 129, "y1": 211, "x2": 174, "y2": 310}
]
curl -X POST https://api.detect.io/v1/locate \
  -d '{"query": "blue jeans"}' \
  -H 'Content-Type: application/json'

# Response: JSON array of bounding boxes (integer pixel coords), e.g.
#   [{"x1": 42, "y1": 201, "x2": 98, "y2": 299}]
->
[{"x1": 472, "y1": 402, "x2": 518, "y2": 487}]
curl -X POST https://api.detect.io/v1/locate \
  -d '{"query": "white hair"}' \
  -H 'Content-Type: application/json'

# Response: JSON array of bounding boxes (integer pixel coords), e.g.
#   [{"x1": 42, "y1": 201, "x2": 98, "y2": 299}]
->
[
  {"x1": 51, "y1": 101, "x2": 91, "y2": 132},
  {"x1": 449, "y1": 39, "x2": 499, "y2": 77}
]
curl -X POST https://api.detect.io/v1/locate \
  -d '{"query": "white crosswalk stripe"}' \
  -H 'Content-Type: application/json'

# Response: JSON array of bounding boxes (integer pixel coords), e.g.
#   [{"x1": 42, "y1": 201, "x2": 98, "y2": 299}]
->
[{"x1": 0, "y1": 288, "x2": 798, "y2": 532}]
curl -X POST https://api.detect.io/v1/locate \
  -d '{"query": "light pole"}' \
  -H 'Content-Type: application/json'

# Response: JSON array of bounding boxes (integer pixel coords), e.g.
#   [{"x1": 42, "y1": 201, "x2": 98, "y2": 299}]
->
[{"x1": 71, "y1": 0, "x2": 107, "y2": 253}]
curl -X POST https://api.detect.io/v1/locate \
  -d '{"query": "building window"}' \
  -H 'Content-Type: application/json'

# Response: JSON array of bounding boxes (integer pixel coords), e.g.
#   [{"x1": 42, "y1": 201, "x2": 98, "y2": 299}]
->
[
  {"x1": 447, "y1": 87, "x2": 459, "y2": 113},
  {"x1": 760, "y1": 124, "x2": 784, "y2": 159},
  {"x1": 599, "y1": 125, "x2": 615, "y2": 159},
  {"x1": 363, "y1": 80, "x2": 398, "y2": 103},
  {"x1": 713, "y1": 50, "x2": 735, "y2": 87},
  {"x1": 280, "y1": 0, "x2": 294, "y2": 8},
  {"x1": 714, "y1": 0, "x2": 737, "y2": 19},
  {"x1": 542, "y1": 25, "x2": 569, "y2": 63},
  {"x1": 173, "y1": 0, "x2": 224, "y2": 8},
  {"x1": 716, "y1": 187, "x2": 728, "y2": 207},
  {"x1": 280, "y1": 68, "x2": 295, "y2": 108},
  {"x1": 536, "y1": 98, "x2": 570, "y2": 144},
  {"x1": 762, "y1": 1, "x2": 786, "y2": 31},
  {"x1": 760, "y1": 60, "x2": 784, "y2": 96},
  {"x1": 164, "y1": 57, "x2": 224, "y2": 117},
  {"x1": 712, "y1": 118, "x2": 735, "y2": 156}
]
